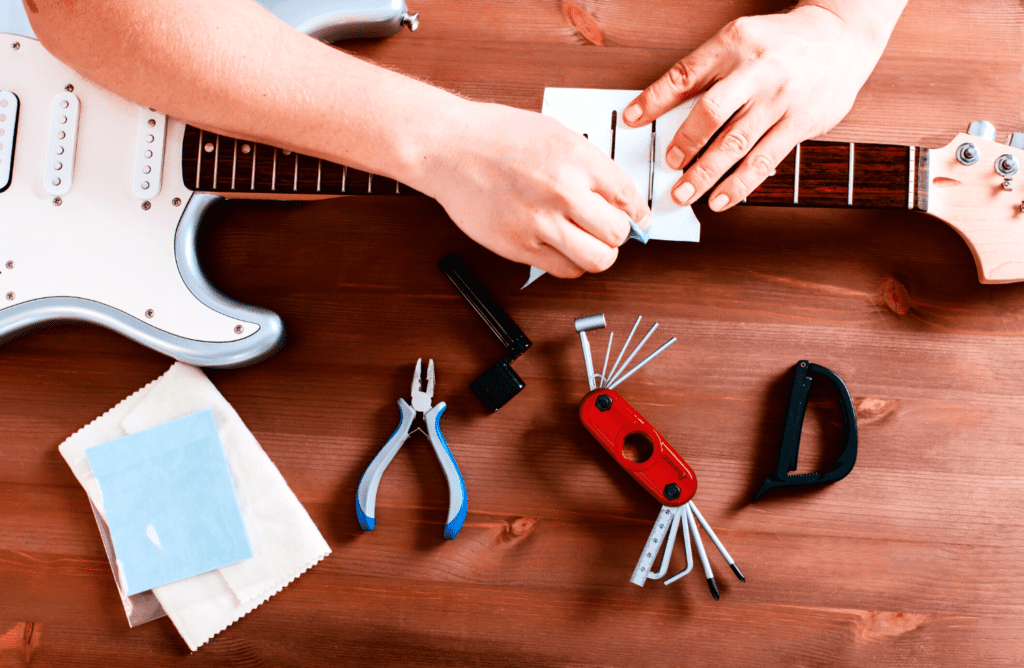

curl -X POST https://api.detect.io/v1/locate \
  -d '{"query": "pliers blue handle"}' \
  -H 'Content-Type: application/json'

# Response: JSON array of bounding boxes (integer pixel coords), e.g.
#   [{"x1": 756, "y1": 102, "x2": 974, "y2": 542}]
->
[{"x1": 356, "y1": 360, "x2": 468, "y2": 539}]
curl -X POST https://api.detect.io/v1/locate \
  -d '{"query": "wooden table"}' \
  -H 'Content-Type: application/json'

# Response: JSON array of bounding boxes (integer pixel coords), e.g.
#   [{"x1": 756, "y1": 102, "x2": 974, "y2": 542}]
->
[{"x1": 4, "y1": 1, "x2": 1024, "y2": 665}]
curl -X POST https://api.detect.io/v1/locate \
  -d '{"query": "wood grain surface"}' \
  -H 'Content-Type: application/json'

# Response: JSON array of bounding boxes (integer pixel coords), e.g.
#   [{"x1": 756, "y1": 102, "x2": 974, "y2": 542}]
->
[{"x1": 4, "y1": 0, "x2": 1024, "y2": 665}]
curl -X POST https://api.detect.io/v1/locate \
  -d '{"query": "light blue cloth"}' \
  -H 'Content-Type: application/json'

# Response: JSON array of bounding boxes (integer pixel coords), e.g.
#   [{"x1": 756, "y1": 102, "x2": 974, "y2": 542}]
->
[{"x1": 86, "y1": 409, "x2": 253, "y2": 596}]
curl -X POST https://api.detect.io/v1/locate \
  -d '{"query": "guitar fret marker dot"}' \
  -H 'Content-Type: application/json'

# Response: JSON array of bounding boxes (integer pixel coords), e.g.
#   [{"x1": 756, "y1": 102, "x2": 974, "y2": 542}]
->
[
  {"x1": 56, "y1": 146, "x2": 64, "y2": 155},
  {"x1": 144, "y1": 150, "x2": 152, "y2": 158},
  {"x1": 204, "y1": 142, "x2": 214, "y2": 153},
  {"x1": 241, "y1": 144, "x2": 251, "y2": 154}
]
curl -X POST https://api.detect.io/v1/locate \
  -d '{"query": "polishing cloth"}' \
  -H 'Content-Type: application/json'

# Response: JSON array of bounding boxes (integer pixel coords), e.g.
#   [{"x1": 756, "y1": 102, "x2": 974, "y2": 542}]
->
[
  {"x1": 85, "y1": 409, "x2": 254, "y2": 596},
  {"x1": 59, "y1": 363, "x2": 331, "y2": 651}
]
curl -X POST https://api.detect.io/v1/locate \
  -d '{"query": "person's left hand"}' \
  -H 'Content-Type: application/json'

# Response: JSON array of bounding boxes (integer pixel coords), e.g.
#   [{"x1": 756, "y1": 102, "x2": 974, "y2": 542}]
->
[{"x1": 622, "y1": 4, "x2": 889, "y2": 212}]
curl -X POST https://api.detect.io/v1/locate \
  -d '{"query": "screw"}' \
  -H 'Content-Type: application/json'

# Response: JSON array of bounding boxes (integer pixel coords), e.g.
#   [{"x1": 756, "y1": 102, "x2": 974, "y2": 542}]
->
[
  {"x1": 65, "y1": 84, "x2": 74, "y2": 92},
  {"x1": 145, "y1": 309, "x2": 154, "y2": 318},
  {"x1": 5, "y1": 261, "x2": 12, "y2": 270},
  {"x1": 595, "y1": 394, "x2": 612, "y2": 411},
  {"x1": 172, "y1": 198, "x2": 181, "y2": 207},
  {"x1": 234, "y1": 325, "x2": 244, "y2": 334},
  {"x1": 11, "y1": 42, "x2": 19, "y2": 50},
  {"x1": 664, "y1": 483, "x2": 681, "y2": 501},
  {"x1": 5, "y1": 292, "x2": 13, "y2": 301},
  {"x1": 141, "y1": 201, "x2": 151, "y2": 210},
  {"x1": 52, "y1": 197, "x2": 62, "y2": 206}
]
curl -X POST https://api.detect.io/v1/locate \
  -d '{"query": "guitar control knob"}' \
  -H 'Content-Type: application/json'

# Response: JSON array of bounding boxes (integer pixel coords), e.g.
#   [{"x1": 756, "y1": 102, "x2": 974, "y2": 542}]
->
[
  {"x1": 968, "y1": 121, "x2": 997, "y2": 142},
  {"x1": 996, "y1": 154, "x2": 1018, "y2": 190},
  {"x1": 956, "y1": 142, "x2": 979, "y2": 166},
  {"x1": 1009, "y1": 133, "x2": 1024, "y2": 150}
]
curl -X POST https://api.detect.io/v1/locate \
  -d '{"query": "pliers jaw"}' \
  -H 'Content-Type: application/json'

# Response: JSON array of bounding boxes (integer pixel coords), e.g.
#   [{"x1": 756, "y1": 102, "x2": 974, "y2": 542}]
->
[{"x1": 410, "y1": 358, "x2": 435, "y2": 414}]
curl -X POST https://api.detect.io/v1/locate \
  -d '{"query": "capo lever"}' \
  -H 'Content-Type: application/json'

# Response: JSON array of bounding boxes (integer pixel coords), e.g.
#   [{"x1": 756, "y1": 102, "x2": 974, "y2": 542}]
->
[{"x1": 755, "y1": 360, "x2": 858, "y2": 501}]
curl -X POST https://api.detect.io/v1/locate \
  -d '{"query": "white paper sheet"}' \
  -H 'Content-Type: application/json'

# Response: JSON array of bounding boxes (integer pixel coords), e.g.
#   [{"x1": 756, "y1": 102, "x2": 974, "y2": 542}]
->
[{"x1": 524, "y1": 88, "x2": 701, "y2": 287}]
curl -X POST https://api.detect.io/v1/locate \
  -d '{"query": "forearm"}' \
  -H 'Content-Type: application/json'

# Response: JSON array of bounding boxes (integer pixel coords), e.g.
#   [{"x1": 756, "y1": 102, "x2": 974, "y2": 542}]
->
[
  {"x1": 797, "y1": 0, "x2": 907, "y2": 51},
  {"x1": 24, "y1": 0, "x2": 461, "y2": 191}
]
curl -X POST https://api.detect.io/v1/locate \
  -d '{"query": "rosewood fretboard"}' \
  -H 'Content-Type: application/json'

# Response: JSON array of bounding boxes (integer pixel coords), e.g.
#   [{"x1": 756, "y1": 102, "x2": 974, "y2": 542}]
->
[
  {"x1": 181, "y1": 126, "x2": 419, "y2": 196},
  {"x1": 182, "y1": 126, "x2": 928, "y2": 210}
]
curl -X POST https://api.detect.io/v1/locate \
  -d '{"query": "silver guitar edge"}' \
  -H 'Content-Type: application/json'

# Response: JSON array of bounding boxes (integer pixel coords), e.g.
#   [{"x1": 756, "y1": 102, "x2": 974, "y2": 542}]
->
[{"x1": 0, "y1": 194, "x2": 285, "y2": 368}]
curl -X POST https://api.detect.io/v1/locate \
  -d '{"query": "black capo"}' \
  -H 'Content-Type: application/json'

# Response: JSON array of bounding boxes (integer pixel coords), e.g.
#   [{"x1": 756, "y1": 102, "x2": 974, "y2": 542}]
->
[{"x1": 755, "y1": 360, "x2": 858, "y2": 501}]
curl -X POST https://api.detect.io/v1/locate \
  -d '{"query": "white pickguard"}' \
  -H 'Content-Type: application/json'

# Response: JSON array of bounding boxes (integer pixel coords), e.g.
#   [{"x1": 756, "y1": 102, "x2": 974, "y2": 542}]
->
[
  {"x1": 0, "y1": 0, "x2": 414, "y2": 366},
  {"x1": 1, "y1": 36, "x2": 254, "y2": 343}
]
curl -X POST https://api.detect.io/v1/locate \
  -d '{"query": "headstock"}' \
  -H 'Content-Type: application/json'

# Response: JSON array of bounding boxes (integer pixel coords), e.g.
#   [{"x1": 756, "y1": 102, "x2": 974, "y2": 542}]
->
[{"x1": 926, "y1": 122, "x2": 1024, "y2": 284}]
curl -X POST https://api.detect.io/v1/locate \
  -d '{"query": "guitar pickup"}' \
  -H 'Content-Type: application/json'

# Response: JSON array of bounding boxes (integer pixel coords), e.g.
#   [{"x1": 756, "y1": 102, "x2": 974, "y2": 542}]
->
[
  {"x1": 44, "y1": 91, "x2": 80, "y2": 197},
  {"x1": 133, "y1": 108, "x2": 167, "y2": 199},
  {"x1": 0, "y1": 91, "x2": 19, "y2": 193}
]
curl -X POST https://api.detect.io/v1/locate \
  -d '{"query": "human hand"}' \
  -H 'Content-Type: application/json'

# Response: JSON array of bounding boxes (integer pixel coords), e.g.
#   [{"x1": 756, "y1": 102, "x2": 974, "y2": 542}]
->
[
  {"x1": 420, "y1": 101, "x2": 651, "y2": 278},
  {"x1": 623, "y1": 4, "x2": 893, "y2": 212}
]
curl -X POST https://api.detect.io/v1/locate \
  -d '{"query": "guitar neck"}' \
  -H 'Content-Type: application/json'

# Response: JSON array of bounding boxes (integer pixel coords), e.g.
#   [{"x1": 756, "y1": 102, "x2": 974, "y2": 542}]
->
[
  {"x1": 740, "y1": 140, "x2": 929, "y2": 211},
  {"x1": 182, "y1": 126, "x2": 928, "y2": 209},
  {"x1": 181, "y1": 126, "x2": 417, "y2": 196}
]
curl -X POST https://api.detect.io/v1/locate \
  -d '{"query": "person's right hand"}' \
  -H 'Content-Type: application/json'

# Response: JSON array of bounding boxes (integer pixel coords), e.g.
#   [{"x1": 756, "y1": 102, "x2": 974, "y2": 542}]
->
[{"x1": 418, "y1": 101, "x2": 652, "y2": 278}]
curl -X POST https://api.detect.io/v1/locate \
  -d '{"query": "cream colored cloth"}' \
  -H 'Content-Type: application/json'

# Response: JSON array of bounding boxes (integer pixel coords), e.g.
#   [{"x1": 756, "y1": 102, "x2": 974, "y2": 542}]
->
[{"x1": 59, "y1": 363, "x2": 331, "y2": 651}]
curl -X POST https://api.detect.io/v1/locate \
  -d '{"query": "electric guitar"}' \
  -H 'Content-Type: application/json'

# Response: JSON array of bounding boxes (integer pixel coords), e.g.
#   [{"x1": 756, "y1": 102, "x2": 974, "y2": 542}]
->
[{"x1": 3, "y1": 3, "x2": 1024, "y2": 369}]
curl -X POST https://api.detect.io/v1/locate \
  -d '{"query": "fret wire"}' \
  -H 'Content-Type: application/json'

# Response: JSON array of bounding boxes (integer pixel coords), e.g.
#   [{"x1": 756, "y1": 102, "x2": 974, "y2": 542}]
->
[
  {"x1": 847, "y1": 142, "x2": 854, "y2": 207},
  {"x1": 908, "y1": 147, "x2": 916, "y2": 209},
  {"x1": 249, "y1": 143, "x2": 257, "y2": 191},
  {"x1": 271, "y1": 149, "x2": 278, "y2": 192},
  {"x1": 195, "y1": 129, "x2": 203, "y2": 190},
  {"x1": 212, "y1": 134, "x2": 220, "y2": 190},
  {"x1": 293, "y1": 153, "x2": 299, "y2": 192},
  {"x1": 396, "y1": 181, "x2": 401, "y2": 194},
  {"x1": 368, "y1": 173, "x2": 374, "y2": 194},
  {"x1": 230, "y1": 138, "x2": 238, "y2": 191},
  {"x1": 316, "y1": 159, "x2": 322, "y2": 193},
  {"x1": 341, "y1": 165, "x2": 347, "y2": 193},
  {"x1": 793, "y1": 143, "x2": 801, "y2": 204}
]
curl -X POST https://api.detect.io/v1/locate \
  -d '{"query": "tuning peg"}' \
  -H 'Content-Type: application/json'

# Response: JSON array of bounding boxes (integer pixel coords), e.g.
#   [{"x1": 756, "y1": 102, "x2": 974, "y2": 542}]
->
[
  {"x1": 1009, "y1": 133, "x2": 1024, "y2": 150},
  {"x1": 968, "y1": 121, "x2": 997, "y2": 141}
]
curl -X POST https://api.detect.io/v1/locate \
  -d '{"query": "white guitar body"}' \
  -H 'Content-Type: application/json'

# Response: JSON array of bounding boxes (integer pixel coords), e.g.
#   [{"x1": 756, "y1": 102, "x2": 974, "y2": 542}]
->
[{"x1": 0, "y1": 0, "x2": 415, "y2": 367}]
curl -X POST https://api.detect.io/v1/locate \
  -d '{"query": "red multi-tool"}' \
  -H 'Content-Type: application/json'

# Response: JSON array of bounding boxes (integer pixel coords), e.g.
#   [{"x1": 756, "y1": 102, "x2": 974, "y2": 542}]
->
[{"x1": 574, "y1": 314, "x2": 745, "y2": 599}]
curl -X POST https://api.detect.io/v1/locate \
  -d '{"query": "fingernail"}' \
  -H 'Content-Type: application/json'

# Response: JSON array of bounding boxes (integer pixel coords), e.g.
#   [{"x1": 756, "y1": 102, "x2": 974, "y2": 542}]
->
[
  {"x1": 623, "y1": 104, "x2": 642, "y2": 124},
  {"x1": 710, "y1": 193, "x2": 730, "y2": 211},
  {"x1": 666, "y1": 146, "x2": 685, "y2": 170},
  {"x1": 637, "y1": 213, "x2": 652, "y2": 230},
  {"x1": 673, "y1": 182, "x2": 695, "y2": 205}
]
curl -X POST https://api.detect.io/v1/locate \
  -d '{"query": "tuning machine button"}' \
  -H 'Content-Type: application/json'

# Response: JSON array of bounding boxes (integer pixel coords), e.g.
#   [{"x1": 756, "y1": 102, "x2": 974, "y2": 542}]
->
[{"x1": 968, "y1": 121, "x2": 997, "y2": 142}]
